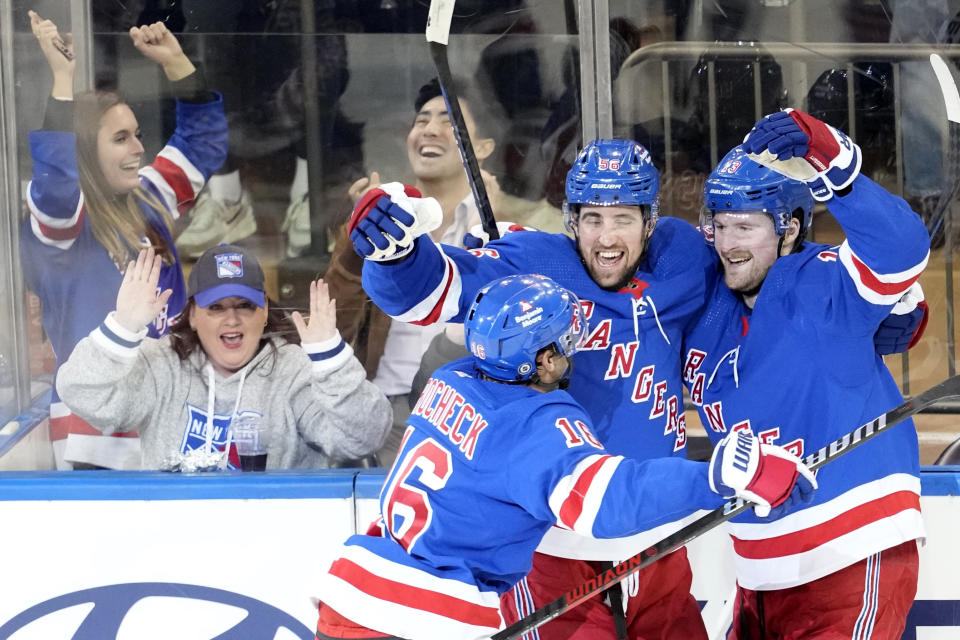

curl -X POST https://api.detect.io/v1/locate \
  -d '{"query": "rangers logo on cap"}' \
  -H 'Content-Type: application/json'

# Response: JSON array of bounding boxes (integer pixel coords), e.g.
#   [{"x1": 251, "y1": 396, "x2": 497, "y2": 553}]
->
[{"x1": 215, "y1": 254, "x2": 244, "y2": 279}]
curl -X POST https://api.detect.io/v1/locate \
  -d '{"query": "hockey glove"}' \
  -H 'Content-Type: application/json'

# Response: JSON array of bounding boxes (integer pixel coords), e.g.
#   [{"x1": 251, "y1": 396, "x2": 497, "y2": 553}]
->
[
  {"x1": 709, "y1": 428, "x2": 818, "y2": 518},
  {"x1": 875, "y1": 283, "x2": 929, "y2": 355},
  {"x1": 743, "y1": 109, "x2": 862, "y2": 202},
  {"x1": 348, "y1": 182, "x2": 443, "y2": 262}
]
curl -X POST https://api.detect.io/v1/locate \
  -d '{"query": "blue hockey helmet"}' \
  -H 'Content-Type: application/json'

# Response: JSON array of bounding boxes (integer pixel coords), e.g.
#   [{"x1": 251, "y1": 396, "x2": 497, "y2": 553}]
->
[
  {"x1": 563, "y1": 139, "x2": 660, "y2": 231},
  {"x1": 700, "y1": 145, "x2": 814, "y2": 244},
  {"x1": 464, "y1": 274, "x2": 588, "y2": 382}
]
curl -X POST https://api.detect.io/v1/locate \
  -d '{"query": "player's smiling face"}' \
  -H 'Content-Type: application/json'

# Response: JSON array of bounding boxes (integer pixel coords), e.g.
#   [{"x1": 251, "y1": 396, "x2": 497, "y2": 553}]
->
[
  {"x1": 96, "y1": 103, "x2": 144, "y2": 194},
  {"x1": 713, "y1": 212, "x2": 781, "y2": 305},
  {"x1": 189, "y1": 296, "x2": 268, "y2": 377},
  {"x1": 407, "y1": 95, "x2": 480, "y2": 182},
  {"x1": 575, "y1": 205, "x2": 653, "y2": 290}
]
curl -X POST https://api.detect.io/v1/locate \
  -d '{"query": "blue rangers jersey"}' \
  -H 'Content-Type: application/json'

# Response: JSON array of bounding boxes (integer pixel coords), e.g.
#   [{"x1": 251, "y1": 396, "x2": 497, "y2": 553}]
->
[
  {"x1": 20, "y1": 96, "x2": 228, "y2": 457},
  {"x1": 317, "y1": 357, "x2": 723, "y2": 640},
  {"x1": 361, "y1": 217, "x2": 716, "y2": 558},
  {"x1": 682, "y1": 175, "x2": 929, "y2": 590}
]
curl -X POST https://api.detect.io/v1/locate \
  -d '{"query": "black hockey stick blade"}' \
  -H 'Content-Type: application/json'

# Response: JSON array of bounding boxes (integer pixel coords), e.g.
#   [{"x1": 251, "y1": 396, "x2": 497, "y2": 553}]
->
[
  {"x1": 926, "y1": 53, "x2": 960, "y2": 240},
  {"x1": 491, "y1": 373, "x2": 960, "y2": 640},
  {"x1": 426, "y1": 0, "x2": 499, "y2": 241}
]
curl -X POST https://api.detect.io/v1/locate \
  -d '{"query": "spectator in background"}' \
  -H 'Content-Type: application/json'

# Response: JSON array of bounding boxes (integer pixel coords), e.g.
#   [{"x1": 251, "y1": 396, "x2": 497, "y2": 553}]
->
[
  {"x1": 174, "y1": 3, "x2": 363, "y2": 261},
  {"x1": 21, "y1": 10, "x2": 227, "y2": 470},
  {"x1": 56, "y1": 245, "x2": 392, "y2": 471},
  {"x1": 326, "y1": 77, "x2": 563, "y2": 466}
]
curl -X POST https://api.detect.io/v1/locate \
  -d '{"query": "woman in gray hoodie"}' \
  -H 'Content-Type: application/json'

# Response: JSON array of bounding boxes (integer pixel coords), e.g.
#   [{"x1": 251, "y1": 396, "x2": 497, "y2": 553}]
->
[{"x1": 57, "y1": 244, "x2": 392, "y2": 471}]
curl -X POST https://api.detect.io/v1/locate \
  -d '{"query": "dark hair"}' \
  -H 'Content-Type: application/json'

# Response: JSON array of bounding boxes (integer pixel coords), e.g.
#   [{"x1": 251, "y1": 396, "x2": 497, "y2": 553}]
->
[
  {"x1": 168, "y1": 298, "x2": 300, "y2": 368},
  {"x1": 789, "y1": 207, "x2": 809, "y2": 254},
  {"x1": 414, "y1": 77, "x2": 501, "y2": 139}
]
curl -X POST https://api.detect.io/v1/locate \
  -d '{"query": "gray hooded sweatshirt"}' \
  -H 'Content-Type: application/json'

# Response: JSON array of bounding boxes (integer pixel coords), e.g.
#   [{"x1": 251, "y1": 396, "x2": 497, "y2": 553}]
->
[{"x1": 57, "y1": 312, "x2": 392, "y2": 470}]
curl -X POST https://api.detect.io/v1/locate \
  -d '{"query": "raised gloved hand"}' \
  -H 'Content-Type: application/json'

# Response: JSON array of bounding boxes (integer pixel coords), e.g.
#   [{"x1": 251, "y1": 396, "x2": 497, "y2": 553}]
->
[
  {"x1": 743, "y1": 109, "x2": 862, "y2": 202},
  {"x1": 875, "y1": 283, "x2": 929, "y2": 355},
  {"x1": 709, "y1": 427, "x2": 818, "y2": 518},
  {"x1": 348, "y1": 182, "x2": 443, "y2": 262}
]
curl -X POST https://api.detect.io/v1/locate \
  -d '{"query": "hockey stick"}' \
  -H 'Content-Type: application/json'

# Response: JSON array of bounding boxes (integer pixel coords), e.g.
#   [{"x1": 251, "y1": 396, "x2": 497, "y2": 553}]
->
[
  {"x1": 929, "y1": 53, "x2": 960, "y2": 378},
  {"x1": 926, "y1": 54, "x2": 960, "y2": 245},
  {"x1": 426, "y1": 0, "x2": 499, "y2": 241},
  {"x1": 491, "y1": 373, "x2": 960, "y2": 640}
]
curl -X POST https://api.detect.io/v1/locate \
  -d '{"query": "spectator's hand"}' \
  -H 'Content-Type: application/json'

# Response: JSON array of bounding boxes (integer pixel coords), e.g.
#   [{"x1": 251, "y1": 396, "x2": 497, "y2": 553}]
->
[
  {"x1": 708, "y1": 427, "x2": 817, "y2": 518},
  {"x1": 129, "y1": 21, "x2": 194, "y2": 80},
  {"x1": 114, "y1": 248, "x2": 173, "y2": 333},
  {"x1": 348, "y1": 182, "x2": 442, "y2": 262},
  {"x1": 743, "y1": 109, "x2": 861, "y2": 202},
  {"x1": 463, "y1": 221, "x2": 535, "y2": 249},
  {"x1": 348, "y1": 171, "x2": 381, "y2": 205},
  {"x1": 28, "y1": 10, "x2": 74, "y2": 97},
  {"x1": 292, "y1": 279, "x2": 338, "y2": 344}
]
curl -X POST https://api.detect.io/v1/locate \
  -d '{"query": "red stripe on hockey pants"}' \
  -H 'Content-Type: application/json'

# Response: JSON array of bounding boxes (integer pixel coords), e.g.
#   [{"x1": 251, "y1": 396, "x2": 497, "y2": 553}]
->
[{"x1": 729, "y1": 539, "x2": 919, "y2": 639}]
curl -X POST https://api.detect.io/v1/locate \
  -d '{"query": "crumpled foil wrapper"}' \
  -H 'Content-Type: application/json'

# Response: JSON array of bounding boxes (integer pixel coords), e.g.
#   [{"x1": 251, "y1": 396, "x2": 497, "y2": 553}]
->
[{"x1": 160, "y1": 447, "x2": 227, "y2": 473}]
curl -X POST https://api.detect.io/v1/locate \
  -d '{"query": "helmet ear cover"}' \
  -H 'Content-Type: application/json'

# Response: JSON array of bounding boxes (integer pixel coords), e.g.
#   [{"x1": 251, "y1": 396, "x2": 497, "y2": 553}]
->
[{"x1": 464, "y1": 274, "x2": 587, "y2": 383}]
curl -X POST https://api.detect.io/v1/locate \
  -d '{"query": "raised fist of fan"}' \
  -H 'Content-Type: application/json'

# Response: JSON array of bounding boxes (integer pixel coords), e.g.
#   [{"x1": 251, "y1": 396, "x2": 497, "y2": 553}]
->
[
  {"x1": 743, "y1": 109, "x2": 862, "y2": 202},
  {"x1": 348, "y1": 182, "x2": 443, "y2": 262},
  {"x1": 708, "y1": 427, "x2": 817, "y2": 518}
]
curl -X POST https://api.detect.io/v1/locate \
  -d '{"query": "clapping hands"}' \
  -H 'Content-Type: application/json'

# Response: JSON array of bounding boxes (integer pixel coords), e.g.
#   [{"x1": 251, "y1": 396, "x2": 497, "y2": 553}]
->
[{"x1": 291, "y1": 279, "x2": 338, "y2": 344}]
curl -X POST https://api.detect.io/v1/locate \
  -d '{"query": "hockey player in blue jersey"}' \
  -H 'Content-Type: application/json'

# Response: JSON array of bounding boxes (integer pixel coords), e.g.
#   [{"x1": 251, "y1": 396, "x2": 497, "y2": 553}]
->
[
  {"x1": 315, "y1": 273, "x2": 815, "y2": 640},
  {"x1": 21, "y1": 11, "x2": 227, "y2": 469},
  {"x1": 687, "y1": 108, "x2": 930, "y2": 638},
  {"x1": 348, "y1": 138, "x2": 723, "y2": 638}
]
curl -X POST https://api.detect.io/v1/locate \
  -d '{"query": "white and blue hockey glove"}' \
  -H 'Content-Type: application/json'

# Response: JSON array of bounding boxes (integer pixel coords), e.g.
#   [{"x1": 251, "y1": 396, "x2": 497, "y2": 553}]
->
[
  {"x1": 709, "y1": 428, "x2": 817, "y2": 518},
  {"x1": 743, "y1": 108, "x2": 862, "y2": 202},
  {"x1": 348, "y1": 182, "x2": 442, "y2": 262},
  {"x1": 875, "y1": 283, "x2": 929, "y2": 355}
]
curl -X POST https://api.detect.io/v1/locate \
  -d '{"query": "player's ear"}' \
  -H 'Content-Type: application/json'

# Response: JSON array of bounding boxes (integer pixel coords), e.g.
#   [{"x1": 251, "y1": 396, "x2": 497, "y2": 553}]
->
[
  {"x1": 780, "y1": 217, "x2": 801, "y2": 256},
  {"x1": 474, "y1": 136, "x2": 495, "y2": 162},
  {"x1": 536, "y1": 348, "x2": 564, "y2": 381}
]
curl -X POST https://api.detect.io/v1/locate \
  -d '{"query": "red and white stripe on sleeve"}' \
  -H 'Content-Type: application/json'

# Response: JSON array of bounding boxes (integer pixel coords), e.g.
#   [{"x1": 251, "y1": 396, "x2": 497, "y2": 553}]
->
[
  {"x1": 139, "y1": 146, "x2": 205, "y2": 218},
  {"x1": 391, "y1": 248, "x2": 464, "y2": 326},
  {"x1": 27, "y1": 187, "x2": 84, "y2": 249},
  {"x1": 838, "y1": 241, "x2": 928, "y2": 306},
  {"x1": 548, "y1": 454, "x2": 623, "y2": 535}
]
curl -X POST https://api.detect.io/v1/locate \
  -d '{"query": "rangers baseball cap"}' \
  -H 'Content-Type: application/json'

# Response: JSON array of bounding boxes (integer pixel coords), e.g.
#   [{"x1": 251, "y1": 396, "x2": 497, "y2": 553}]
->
[{"x1": 187, "y1": 244, "x2": 266, "y2": 308}]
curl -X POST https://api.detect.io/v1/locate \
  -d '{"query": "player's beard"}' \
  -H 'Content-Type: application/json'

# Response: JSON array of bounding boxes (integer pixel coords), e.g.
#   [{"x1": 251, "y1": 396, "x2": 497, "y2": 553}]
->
[{"x1": 578, "y1": 243, "x2": 649, "y2": 292}]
